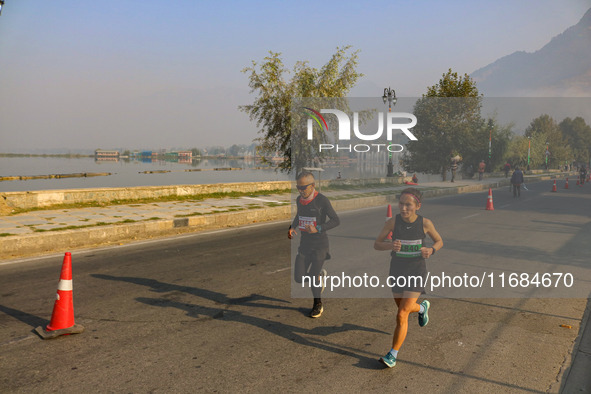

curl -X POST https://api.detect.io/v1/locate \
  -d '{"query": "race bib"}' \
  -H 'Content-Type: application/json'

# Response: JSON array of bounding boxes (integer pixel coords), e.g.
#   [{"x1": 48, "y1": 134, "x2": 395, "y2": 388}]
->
[
  {"x1": 298, "y1": 216, "x2": 317, "y2": 231},
  {"x1": 396, "y1": 239, "x2": 423, "y2": 258}
]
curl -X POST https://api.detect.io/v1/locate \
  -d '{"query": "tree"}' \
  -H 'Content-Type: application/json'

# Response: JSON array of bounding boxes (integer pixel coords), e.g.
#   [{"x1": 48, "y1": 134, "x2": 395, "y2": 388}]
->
[
  {"x1": 559, "y1": 117, "x2": 591, "y2": 165},
  {"x1": 239, "y1": 46, "x2": 363, "y2": 173},
  {"x1": 505, "y1": 135, "x2": 530, "y2": 168},
  {"x1": 525, "y1": 114, "x2": 571, "y2": 169},
  {"x1": 402, "y1": 69, "x2": 507, "y2": 180}
]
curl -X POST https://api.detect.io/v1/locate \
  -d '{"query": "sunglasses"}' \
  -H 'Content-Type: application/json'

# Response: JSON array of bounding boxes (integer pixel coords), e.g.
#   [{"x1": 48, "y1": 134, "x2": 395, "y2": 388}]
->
[{"x1": 296, "y1": 183, "x2": 314, "y2": 191}]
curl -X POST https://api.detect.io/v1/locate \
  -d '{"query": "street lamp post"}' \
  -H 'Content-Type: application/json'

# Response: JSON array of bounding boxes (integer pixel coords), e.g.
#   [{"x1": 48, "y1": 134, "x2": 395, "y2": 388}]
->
[
  {"x1": 527, "y1": 136, "x2": 531, "y2": 171},
  {"x1": 382, "y1": 87, "x2": 397, "y2": 177},
  {"x1": 488, "y1": 128, "x2": 492, "y2": 162},
  {"x1": 545, "y1": 141, "x2": 549, "y2": 170},
  {"x1": 0, "y1": 1, "x2": 5, "y2": 16}
]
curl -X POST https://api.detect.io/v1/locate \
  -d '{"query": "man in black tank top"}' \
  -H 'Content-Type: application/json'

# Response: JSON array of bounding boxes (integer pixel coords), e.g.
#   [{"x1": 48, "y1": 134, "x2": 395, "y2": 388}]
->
[
  {"x1": 374, "y1": 188, "x2": 443, "y2": 368},
  {"x1": 288, "y1": 171, "x2": 340, "y2": 318}
]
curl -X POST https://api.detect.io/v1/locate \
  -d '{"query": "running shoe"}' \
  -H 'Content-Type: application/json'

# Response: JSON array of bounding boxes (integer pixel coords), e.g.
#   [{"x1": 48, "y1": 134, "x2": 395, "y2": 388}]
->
[
  {"x1": 379, "y1": 352, "x2": 397, "y2": 368},
  {"x1": 320, "y1": 269, "x2": 327, "y2": 294},
  {"x1": 418, "y1": 300, "x2": 430, "y2": 327},
  {"x1": 310, "y1": 302, "x2": 323, "y2": 318}
]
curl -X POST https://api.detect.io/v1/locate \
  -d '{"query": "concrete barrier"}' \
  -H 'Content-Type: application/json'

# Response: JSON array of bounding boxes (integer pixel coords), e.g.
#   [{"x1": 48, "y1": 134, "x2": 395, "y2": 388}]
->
[
  {"x1": 1, "y1": 181, "x2": 293, "y2": 211},
  {"x1": 0, "y1": 177, "x2": 411, "y2": 211},
  {"x1": 0, "y1": 205, "x2": 293, "y2": 258}
]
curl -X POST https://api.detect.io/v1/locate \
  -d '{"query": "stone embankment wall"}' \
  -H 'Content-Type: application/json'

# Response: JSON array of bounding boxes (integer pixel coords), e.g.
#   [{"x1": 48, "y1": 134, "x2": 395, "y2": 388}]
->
[{"x1": 1, "y1": 177, "x2": 409, "y2": 211}]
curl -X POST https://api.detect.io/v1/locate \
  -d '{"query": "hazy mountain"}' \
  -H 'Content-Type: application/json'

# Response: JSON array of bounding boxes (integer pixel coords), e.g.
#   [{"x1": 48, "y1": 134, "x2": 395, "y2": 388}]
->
[{"x1": 472, "y1": 8, "x2": 591, "y2": 97}]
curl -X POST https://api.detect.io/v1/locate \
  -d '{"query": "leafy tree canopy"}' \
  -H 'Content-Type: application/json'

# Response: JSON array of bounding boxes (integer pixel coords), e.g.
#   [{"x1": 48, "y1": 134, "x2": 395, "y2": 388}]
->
[
  {"x1": 559, "y1": 116, "x2": 591, "y2": 165},
  {"x1": 239, "y1": 46, "x2": 363, "y2": 173},
  {"x1": 402, "y1": 69, "x2": 509, "y2": 179}
]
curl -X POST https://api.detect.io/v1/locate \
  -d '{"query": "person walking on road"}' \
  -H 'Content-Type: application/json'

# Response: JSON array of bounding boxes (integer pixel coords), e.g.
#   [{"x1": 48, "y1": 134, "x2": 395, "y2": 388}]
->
[
  {"x1": 288, "y1": 171, "x2": 340, "y2": 318},
  {"x1": 580, "y1": 166, "x2": 588, "y2": 185},
  {"x1": 478, "y1": 160, "x2": 486, "y2": 181},
  {"x1": 373, "y1": 188, "x2": 443, "y2": 368},
  {"x1": 450, "y1": 155, "x2": 460, "y2": 183},
  {"x1": 511, "y1": 166, "x2": 524, "y2": 198}
]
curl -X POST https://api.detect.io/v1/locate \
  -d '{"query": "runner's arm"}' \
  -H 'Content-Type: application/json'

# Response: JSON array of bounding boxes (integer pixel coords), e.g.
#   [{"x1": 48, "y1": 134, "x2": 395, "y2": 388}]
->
[
  {"x1": 423, "y1": 218, "x2": 443, "y2": 255},
  {"x1": 374, "y1": 218, "x2": 398, "y2": 251},
  {"x1": 319, "y1": 197, "x2": 340, "y2": 232}
]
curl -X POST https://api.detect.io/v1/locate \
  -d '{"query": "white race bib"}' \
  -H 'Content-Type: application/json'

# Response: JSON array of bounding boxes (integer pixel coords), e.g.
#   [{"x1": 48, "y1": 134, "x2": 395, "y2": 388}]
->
[{"x1": 298, "y1": 216, "x2": 317, "y2": 230}]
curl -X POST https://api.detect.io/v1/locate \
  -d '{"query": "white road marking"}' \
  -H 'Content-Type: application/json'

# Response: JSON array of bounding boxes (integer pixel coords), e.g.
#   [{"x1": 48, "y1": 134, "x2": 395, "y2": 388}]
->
[{"x1": 265, "y1": 267, "x2": 291, "y2": 275}]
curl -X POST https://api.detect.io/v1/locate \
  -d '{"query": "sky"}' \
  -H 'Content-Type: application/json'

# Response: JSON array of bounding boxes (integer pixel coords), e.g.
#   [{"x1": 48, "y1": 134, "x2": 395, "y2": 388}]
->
[{"x1": 0, "y1": 0, "x2": 590, "y2": 152}]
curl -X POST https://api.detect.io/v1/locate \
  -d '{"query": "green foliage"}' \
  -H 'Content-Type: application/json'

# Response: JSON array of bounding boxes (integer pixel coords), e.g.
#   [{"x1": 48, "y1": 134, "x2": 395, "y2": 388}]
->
[
  {"x1": 559, "y1": 117, "x2": 591, "y2": 165},
  {"x1": 402, "y1": 69, "x2": 508, "y2": 179},
  {"x1": 239, "y1": 46, "x2": 363, "y2": 173},
  {"x1": 525, "y1": 114, "x2": 571, "y2": 168}
]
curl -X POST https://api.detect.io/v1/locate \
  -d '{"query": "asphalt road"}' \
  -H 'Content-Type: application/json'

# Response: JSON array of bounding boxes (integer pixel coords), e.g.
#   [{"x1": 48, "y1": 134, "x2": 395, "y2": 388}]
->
[{"x1": 1, "y1": 180, "x2": 590, "y2": 393}]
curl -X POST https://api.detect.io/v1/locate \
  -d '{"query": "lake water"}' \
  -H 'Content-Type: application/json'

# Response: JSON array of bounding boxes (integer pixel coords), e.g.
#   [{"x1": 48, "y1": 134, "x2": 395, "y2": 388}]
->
[{"x1": 0, "y1": 156, "x2": 442, "y2": 192}]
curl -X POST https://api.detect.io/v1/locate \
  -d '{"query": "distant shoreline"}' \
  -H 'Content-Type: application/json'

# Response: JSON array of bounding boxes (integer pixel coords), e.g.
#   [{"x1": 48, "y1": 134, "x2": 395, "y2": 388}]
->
[
  {"x1": 0, "y1": 153, "x2": 273, "y2": 161},
  {"x1": 0, "y1": 153, "x2": 93, "y2": 158}
]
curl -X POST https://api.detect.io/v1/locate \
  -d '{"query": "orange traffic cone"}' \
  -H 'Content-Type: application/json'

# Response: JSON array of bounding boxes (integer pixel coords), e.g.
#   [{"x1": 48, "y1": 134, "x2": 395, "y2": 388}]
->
[
  {"x1": 35, "y1": 252, "x2": 85, "y2": 339},
  {"x1": 485, "y1": 188, "x2": 494, "y2": 211},
  {"x1": 551, "y1": 180, "x2": 557, "y2": 192},
  {"x1": 565, "y1": 178, "x2": 569, "y2": 189},
  {"x1": 386, "y1": 204, "x2": 393, "y2": 241}
]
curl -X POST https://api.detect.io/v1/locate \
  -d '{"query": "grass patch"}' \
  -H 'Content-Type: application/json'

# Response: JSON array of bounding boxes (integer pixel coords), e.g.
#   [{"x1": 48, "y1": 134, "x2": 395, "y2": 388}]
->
[
  {"x1": 0, "y1": 233, "x2": 14, "y2": 237},
  {"x1": 264, "y1": 202, "x2": 286, "y2": 207}
]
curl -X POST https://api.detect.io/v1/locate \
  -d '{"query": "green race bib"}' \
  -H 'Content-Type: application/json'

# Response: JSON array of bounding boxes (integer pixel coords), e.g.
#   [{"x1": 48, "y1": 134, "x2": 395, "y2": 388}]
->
[{"x1": 396, "y1": 239, "x2": 423, "y2": 258}]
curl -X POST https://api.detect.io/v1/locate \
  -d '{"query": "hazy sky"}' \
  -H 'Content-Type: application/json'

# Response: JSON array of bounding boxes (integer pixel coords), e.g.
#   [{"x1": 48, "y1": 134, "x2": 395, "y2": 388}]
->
[{"x1": 0, "y1": 0, "x2": 590, "y2": 152}]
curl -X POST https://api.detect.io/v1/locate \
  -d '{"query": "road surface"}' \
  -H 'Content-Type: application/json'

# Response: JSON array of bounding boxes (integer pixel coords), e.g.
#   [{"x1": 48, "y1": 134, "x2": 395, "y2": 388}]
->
[{"x1": 1, "y1": 181, "x2": 589, "y2": 392}]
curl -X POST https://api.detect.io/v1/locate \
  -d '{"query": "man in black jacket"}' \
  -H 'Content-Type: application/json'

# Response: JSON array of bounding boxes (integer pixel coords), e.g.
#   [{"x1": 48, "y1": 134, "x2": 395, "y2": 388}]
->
[
  {"x1": 511, "y1": 166, "x2": 525, "y2": 198},
  {"x1": 288, "y1": 171, "x2": 340, "y2": 318}
]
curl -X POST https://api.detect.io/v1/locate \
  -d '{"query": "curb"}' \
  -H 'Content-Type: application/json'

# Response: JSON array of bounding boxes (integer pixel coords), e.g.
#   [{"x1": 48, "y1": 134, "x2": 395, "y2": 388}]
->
[{"x1": 557, "y1": 298, "x2": 591, "y2": 393}]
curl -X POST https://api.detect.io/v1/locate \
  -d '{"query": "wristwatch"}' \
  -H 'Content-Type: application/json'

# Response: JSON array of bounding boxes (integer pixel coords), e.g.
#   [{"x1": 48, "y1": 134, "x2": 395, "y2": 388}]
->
[{"x1": 431, "y1": 247, "x2": 436, "y2": 255}]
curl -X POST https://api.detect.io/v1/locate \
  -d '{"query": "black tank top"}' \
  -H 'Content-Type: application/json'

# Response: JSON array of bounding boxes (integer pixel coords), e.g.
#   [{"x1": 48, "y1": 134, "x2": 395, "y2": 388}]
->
[{"x1": 391, "y1": 214, "x2": 425, "y2": 259}]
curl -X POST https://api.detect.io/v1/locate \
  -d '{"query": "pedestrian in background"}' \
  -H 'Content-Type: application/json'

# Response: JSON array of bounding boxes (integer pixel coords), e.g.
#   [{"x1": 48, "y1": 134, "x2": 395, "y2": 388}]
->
[
  {"x1": 503, "y1": 162, "x2": 511, "y2": 178},
  {"x1": 478, "y1": 160, "x2": 486, "y2": 181},
  {"x1": 511, "y1": 166, "x2": 524, "y2": 198},
  {"x1": 450, "y1": 154, "x2": 461, "y2": 183}
]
